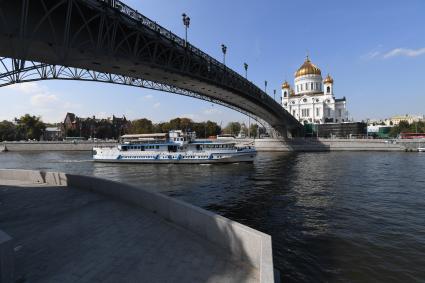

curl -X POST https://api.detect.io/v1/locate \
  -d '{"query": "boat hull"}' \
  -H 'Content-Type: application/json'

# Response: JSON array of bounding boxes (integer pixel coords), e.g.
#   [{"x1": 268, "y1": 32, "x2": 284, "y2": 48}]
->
[{"x1": 93, "y1": 153, "x2": 255, "y2": 164}]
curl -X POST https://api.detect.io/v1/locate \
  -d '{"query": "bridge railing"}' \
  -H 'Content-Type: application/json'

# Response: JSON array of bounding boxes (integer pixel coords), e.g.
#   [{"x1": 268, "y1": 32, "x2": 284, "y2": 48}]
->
[{"x1": 97, "y1": 0, "x2": 282, "y2": 111}]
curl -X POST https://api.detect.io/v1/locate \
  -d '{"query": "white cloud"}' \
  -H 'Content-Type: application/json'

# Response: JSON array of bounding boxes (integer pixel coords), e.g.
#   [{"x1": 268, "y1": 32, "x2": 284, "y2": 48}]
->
[
  {"x1": 30, "y1": 94, "x2": 59, "y2": 107},
  {"x1": 383, "y1": 47, "x2": 425, "y2": 58},
  {"x1": 363, "y1": 51, "x2": 381, "y2": 60},
  {"x1": 95, "y1": 112, "x2": 109, "y2": 119},
  {"x1": 142, "y1": 94, "x2": 153, "y2": 100},
  {"x1": 6, "y1": 82, "x2": 46, "y2": 94},
  {"x1": 2, "y1": 81, "x2": 82, "y2": 122},
  {"x1": 153, "y1": 102, "x2": 161, "y2": 109},
  {"x1": 180, "y1": 113, "x2": 196, "y2": 119},
  {"x1": 203, "y1": 107, "x2": 222, "y2": 115}
]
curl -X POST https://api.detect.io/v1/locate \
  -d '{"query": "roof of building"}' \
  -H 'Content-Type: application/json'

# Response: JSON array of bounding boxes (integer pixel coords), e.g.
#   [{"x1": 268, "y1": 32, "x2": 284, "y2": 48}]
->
[
  {"x1": 281, "y1": 81, "x2": 290, "y2": 89},
  {"x1": 323, "y1": 74, "x2": 334, "y2": 84},
  {"x1": 295, "y1": 56, "x2": 322, "y2": 78}
]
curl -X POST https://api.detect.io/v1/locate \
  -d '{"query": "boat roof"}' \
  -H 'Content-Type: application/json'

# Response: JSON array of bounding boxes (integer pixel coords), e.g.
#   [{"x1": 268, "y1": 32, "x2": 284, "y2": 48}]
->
[
  {"x1": 121, "y1": 133, "x2": 167, "y2": 139},
  {"x1": 190, "y1": 141, "x2": 236, "y2": 145}
]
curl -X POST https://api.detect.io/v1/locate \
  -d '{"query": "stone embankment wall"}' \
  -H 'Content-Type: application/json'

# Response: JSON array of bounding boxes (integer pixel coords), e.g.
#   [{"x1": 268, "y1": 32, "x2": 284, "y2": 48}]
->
[
  {"x1": 0, "y1": 169, "x2": 275, "y2": 283},
  {"x1": 0, "y1": 141, "x2": 116, "y2": 151},
  {"x1": 255, "y1": 138, "x2": 405, "y2": 152}
]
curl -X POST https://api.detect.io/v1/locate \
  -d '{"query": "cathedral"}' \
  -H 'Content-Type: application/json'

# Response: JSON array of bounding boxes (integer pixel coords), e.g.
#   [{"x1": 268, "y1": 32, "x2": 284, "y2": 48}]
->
[{"x1": 281, "y1": 56, "x2": 348, "y2": 124}]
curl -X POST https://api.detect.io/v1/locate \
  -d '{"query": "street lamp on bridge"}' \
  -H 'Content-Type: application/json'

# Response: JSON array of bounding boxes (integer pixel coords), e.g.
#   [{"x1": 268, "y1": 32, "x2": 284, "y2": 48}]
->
[
  {"x1": 221, "y1": 44, "x2": 227, "y2": 65},
  {"x1": 264, "y1": 80, "x2": 267, "y2": 93},
  {"x1": 273, "y1": 89, "x2": 276, "y2": 101},
  {"x1": 182, "y1": 13, "x2": 190, "y2": 47},
  {"x1": 244, "y1": 63, "x2": 248, "y2": 79}
]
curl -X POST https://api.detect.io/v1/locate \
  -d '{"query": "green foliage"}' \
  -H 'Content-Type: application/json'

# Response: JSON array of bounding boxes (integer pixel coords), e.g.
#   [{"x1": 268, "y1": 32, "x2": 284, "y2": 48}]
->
[
  {"x1": 249, "y1": 124, "x2": 259, "y2": 138},
  {"x1": 389, "y1": 121, "x2": 425, "y2": 137},
  {"x1": 15, "y1": 114, "x2": 46, "y2": 140},
  {"x1": 223, "y1": 122, "x2": 241, "y2": 135},
  {"x1": 65, "y1": 128, "x2": 79, "y2": 137},
  {"x1": 95, "y1": 120, "x2": 113, "y2": 139},
  {"x1": 127, "y1": 117, "x2": 221, "y2": 138},
  {"x1": 0, "y1": 120, "x2": 16, "y2": 141},
  {"x1": 128, "y1": 118, "x2": 154, "y2": 134}
]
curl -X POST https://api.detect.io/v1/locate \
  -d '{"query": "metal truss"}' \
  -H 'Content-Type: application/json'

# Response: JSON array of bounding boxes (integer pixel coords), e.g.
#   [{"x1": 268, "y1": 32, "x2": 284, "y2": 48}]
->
[
  {"x1": 0, "y1": 0, "x2": 298, "y2": 135},
  {"x1": 0, "y1": 56, "x2": 268, "y2": 127}
]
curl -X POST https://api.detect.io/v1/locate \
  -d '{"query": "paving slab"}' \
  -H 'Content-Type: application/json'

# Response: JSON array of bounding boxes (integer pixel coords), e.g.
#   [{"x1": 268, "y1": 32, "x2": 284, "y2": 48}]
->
[{"x1": 0, "y1": 179, "x2": 258, "y2": 283}]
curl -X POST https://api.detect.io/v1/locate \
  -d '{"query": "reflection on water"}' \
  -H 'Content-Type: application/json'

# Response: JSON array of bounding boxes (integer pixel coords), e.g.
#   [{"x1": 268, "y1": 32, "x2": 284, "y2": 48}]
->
[{"x1": 1, "y1": 150, "x2": 424, "y2": 282}]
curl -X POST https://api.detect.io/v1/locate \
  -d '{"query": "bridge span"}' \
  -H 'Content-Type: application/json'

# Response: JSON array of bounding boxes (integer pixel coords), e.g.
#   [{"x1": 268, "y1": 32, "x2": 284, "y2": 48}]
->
[{"x1": 0, "y1": 0, "x2": 301, "y2": 136}]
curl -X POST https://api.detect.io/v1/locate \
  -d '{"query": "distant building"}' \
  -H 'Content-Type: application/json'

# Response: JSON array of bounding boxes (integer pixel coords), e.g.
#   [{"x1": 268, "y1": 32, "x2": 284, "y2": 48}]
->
[
  {"x1": 385, "y1": 115, "x2": 424, "y2": 126},
  {"x1": 63, "y1": 113, "x2": 130, "y2": 139},
  {"x1": 63, "y1": 112, "x2": 78, "y2": 131},
  {"x1": 281, "y1": 56, "x2": 348, "y2": 124},
  {"x1": 367, "y1": 125, "x2": 392, "y2": 139},
  {"x1": 43, "y1": 127, "x2": 63, "y2": 141}
]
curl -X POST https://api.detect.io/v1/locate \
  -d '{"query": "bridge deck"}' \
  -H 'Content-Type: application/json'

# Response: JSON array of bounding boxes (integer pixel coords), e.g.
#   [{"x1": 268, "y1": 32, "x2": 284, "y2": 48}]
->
[{"x1": 0, "y1": 180, "x2": 258, "y2": 283}]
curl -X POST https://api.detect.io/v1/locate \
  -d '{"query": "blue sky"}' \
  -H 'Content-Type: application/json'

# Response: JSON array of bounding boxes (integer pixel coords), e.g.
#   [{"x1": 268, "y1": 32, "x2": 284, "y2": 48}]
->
[{"x1": 1, "y1": 0, "x2": 424, "y2": 124}]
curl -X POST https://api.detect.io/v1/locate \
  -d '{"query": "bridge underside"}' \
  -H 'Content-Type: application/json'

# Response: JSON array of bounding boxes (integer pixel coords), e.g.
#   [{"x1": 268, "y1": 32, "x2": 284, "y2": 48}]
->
[{"x1": 0, "y1": 0, "x2": 301, "y2": 137}]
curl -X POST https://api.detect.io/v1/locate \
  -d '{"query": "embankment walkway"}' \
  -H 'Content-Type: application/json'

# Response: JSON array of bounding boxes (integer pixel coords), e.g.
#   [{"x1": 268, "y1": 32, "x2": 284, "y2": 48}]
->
[{"x1": 0, "y1": 170, "x2": 274, "y2": 283}]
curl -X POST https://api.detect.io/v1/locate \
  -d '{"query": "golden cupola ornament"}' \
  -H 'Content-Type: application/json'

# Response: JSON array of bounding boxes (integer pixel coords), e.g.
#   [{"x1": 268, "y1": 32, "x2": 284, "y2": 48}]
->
[
  {"x1": 324, "y1": 74, "x2": 334, "y2": 84},
  {"x1": 294, "y1": 56, "x2": 321, "y2": 78}
]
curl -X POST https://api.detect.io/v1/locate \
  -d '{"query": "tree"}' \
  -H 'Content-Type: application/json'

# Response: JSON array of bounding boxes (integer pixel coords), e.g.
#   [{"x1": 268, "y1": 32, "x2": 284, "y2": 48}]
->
[
  {"x1": 223, "y1": 122, "x2": 241, "y2": 136},
  {"x1": 388, "y1": 120, "x2": 425, "y2": 137},
  {"x1": 128, "y1": 118, "x2": 154, "y2": 134},
  {"x1": 95, "y1": 120, "x2": 113, "y2": 139},
  {"x1": 249, "y1": 124, "x2": 259, "y2": 138},
  {"x1": 15, "y1": 114, "x2": 46, "y2": 140},
  {"x1": 0, "y1": 120, "x2": 16, "y2": 141}
]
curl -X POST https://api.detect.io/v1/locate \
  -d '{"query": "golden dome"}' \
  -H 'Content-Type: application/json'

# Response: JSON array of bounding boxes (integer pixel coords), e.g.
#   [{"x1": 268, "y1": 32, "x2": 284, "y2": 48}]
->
[
  {"x1": 282, "y1": 81, "x2": 290, "y2": 89},
  {"x1": 295, "y1": 56, "x2": 321, "y2": 78},
  {"x1": 324, "y1": 74, "x2": 334, "y2": 84}
]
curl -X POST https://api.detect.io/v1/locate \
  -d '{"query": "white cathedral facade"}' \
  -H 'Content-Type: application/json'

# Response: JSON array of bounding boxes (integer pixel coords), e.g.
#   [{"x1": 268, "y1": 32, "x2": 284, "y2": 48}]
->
[{"x1": 281, "y1": 57, "x2": 348, "y2": 124}]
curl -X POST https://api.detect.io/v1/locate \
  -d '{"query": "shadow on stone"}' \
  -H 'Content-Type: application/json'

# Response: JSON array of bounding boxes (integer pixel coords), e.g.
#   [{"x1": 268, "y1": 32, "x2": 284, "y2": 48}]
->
[{"x1": 0, "y1": 170, "x2": 273, "y2": 282}]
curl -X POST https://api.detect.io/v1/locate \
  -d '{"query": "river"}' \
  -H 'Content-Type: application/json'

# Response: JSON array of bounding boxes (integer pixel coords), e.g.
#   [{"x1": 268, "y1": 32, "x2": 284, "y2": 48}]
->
[{"x1": 0, "y1": 151, "x2": 424, "y2": 282}]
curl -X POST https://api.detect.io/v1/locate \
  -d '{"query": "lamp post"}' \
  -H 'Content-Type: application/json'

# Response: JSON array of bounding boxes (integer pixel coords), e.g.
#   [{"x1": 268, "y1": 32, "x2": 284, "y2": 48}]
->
[
  {"x1": 182, "y1": 13, "x2": 190, "y2": 47},
  {"x1": 264, "y1": 80, "x2": 267, "y2": 93},
  {"x1": 244, "y1": 63, "x2": 248, "y2": 79},
  {"x1": 221, "y1": 44, "x2": 227, "y2": 65},
  {"x1": 273, "y1": 89, "x2": 276, "y2": 101}
]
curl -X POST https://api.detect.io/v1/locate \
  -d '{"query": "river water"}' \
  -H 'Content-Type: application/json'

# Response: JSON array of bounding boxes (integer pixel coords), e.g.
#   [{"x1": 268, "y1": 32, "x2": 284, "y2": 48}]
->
[{"x1": 1, "y1": 151, "x2": 424, "y2": 282}]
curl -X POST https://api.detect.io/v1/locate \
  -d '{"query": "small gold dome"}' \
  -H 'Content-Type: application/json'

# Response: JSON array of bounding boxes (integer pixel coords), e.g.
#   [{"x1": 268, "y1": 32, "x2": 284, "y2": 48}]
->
[
  {"x1": 295, "y1": 56, "x2": 321, "y2": 78},
  {"x1": 282, "y1": 81, "x2": 290, "y2": 89},
  {"x1": 324, "y1": 74, "x2": 334, "y2": 84}
]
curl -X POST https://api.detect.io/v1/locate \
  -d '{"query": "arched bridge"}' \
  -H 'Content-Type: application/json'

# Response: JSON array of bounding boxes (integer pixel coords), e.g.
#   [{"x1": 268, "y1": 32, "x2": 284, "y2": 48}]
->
[{"x1": 0, "y1": 0, "x2": 301, "y2": 136}]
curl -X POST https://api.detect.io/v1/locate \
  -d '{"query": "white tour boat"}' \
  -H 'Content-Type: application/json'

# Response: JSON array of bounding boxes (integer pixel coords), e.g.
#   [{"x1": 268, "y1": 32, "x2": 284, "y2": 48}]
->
[
  {"x1": 93, "y1": 130, "x2": 256, "y2": 164},
  {"x1": 418, "y1": 147, "x2": 425, "y2": 152}
]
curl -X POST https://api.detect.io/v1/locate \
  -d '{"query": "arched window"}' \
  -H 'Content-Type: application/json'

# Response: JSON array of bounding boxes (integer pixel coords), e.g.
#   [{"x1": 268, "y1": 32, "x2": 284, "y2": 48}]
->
[
  {"x1": 327, "y1": 86, "x2": 331, "y2": 93},
  {"x1": 311, "y1": 83, "x2": 314, "y2": 90},
  {"x1": 284, "y1": 91, "x2": 287, "y2": 97}
]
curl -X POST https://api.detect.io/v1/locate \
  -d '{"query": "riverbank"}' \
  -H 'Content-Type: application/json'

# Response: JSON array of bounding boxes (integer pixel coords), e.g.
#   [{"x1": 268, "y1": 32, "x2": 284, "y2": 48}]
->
[
  {"x1": 0, "y1": 169, "x2": 274, "y2": 283},
  {"x1": 2, "y1": 138, "x2": 424, "y2": 152},
  {"x1": 254, "y1": 138, "x2": 406, "y2": 152},
  {"x1": 0, "y1": 141, "x2": 116, "y2": 151}
]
